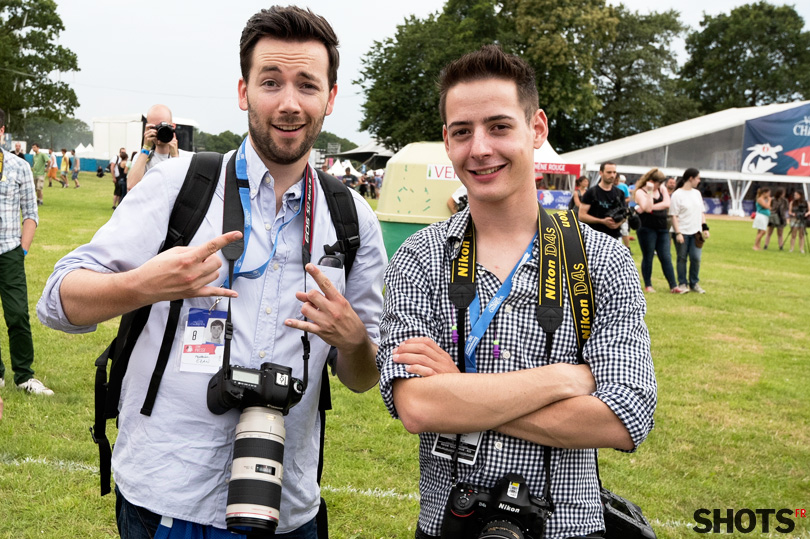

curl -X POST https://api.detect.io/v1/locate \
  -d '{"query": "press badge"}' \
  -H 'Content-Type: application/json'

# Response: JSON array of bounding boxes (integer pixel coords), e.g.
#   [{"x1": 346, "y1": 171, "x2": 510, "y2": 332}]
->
[
  {"x1": 432, "y1": 432, "x2": 483, "y2": 466},
  {"x1": 179, "y1": 308, "x2": 227, "y2": 374}
]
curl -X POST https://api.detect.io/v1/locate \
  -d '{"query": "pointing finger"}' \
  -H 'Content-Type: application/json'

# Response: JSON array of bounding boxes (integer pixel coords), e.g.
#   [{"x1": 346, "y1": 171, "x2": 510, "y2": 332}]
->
[
  {"x1": 194, "y1": 231, "x2": 243, "y2": 262},
  {"x1": 304, "y1": 263, "x2": 339, "y2": 299}
]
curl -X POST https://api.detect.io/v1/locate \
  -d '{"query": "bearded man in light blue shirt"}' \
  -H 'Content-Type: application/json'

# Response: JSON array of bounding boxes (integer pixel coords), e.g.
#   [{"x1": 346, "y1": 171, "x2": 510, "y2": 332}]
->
[{"x1": 37, "y1": 7, "x2": 385, "y2": 539}]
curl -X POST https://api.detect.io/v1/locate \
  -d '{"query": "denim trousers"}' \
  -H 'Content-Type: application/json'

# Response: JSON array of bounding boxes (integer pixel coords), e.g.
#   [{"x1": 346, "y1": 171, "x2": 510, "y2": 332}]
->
[
  {"x1": 0, "y1": 245, "x2": 36, "y2": 385},
  {"x1": 116, "y1": 485, "x2": 317, "y2": 539},
  {"x1": 637, "y1": 227, "x2": 677, "y2": 289},
  {"x1": 675, "y1": 233, "x2": 702, "y2": 287}
]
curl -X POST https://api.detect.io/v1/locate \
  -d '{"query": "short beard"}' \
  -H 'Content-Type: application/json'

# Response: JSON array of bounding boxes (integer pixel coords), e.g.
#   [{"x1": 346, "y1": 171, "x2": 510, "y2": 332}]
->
[{"x1": 246, "y1": 98, "x2": 326, "y2": 166}]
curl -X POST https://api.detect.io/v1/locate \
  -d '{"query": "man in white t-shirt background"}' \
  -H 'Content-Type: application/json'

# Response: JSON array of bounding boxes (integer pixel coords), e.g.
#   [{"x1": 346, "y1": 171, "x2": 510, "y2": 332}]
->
[{"x1": 127, "y1": 104, "x2": 190, "y2": 191}]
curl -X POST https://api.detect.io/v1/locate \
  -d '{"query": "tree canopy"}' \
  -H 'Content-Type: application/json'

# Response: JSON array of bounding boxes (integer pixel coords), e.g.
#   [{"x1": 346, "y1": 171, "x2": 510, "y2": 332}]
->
[
  {"x1": 587, "y1": 6, "x2": 698, "y2": 144},
  {"x1": 681, "y1": 1, "x2": 810, "y2": 114},
  {"x1": 0, "y1": 0, "x2": 80, "y2": 133},
  {"x1": 19, "y1": 116, "x2": 91, "y2": 148},
  {"x1": 358, "y1": 0, "x2": 648, "y2": 151}
]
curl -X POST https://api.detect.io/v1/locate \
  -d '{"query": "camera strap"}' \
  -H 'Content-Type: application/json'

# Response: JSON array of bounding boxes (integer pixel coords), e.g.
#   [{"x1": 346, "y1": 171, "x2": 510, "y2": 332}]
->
[{"x1": 446, "y1": 206, "x2": 595, "y2": 513}]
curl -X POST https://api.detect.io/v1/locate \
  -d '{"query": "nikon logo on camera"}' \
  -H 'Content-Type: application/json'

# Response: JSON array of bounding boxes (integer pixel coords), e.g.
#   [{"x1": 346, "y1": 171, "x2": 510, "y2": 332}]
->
[{"x1": 692, "y1": 508, "x2": 806, "y2": 534}]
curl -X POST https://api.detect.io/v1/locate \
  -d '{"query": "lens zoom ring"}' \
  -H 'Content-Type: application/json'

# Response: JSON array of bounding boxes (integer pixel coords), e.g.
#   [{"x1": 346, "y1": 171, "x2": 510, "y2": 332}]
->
[
  {"x1": 227, "y1": 479, "x2": 283, "y2": 507},
  {"x1": 233, "y1": 438, "x2": 284, "y2": 461}
]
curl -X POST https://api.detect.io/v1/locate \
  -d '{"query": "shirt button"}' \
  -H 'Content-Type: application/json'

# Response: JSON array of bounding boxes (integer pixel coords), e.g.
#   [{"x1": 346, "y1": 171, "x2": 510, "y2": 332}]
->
[
  {"x1": 502, "y1": 350, "x2": 512, "y2": 359},
  {"x1": 265, "y1": 176, "x2": 271, "y2": 184},
  {"x1": 251, "y1": 189, "x2": 257, "y2": 197},
  {"x1": 504, "y1": 305, "x2": 513, "y2": 314},
  {"x1": 265, "y1": 307, "x2": 272, "y2": 315},
  {"x1": 494, "y1": 441, "x2": 503, "y2": 451},
  {"x1": 265, "y1": 223, "x2": 271, "y2": 231},
  {"x1": 453, "y1": 241, "x2": 461, "y2": 250},
  {"x1": 273, "y1": 263, "x2": 280, "y2": 271},
  {"x1": 259, "y1": 351, "x2": 266, "y2": 358},
  {"x1": 293, "y1": 204, "x2": 300, "y2": 211}
]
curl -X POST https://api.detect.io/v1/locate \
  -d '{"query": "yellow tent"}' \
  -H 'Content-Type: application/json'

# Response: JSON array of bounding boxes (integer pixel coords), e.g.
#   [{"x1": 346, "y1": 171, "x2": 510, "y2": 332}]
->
[
  {"x1": 376, "y1": 141, "x2": 578, "y2": 257},
  {"x1": 375, "y1": 142, "x2": 461, "y2": 257}
]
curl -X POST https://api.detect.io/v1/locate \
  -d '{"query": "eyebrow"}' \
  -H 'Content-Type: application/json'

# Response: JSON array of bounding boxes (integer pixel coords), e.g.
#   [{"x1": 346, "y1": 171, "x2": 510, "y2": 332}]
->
[
  {"x1": 257, "y1": 65, "x2": 318, "y2": 82},
  {"x1": 446, "y1": 114, "x2": 516, "y2": 131}
]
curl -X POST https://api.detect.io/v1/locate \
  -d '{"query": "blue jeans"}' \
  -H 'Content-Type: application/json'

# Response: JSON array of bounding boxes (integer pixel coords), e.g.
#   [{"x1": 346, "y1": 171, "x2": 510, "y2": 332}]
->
[
  {"x1": 115, "y1": 486, "x2": 317, "y2": 539},
  {"x1": 637, "y1": 227, "x2": 677, "y2": 289},
  {"x1": 675, "y1": 233, "x2": 702, "y2": 287}
]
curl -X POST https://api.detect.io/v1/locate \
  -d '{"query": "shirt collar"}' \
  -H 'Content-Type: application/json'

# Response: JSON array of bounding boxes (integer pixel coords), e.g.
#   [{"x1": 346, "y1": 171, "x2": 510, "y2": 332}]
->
[{"x1": 244, "y1": 139, "x2": 304, "y2": 202}]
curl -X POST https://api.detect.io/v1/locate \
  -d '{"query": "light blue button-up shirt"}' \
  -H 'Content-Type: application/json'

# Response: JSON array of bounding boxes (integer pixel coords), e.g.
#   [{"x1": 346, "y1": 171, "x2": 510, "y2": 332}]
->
[{"x1": 37, "y1": 141, "x2": 386, "y2": 531}]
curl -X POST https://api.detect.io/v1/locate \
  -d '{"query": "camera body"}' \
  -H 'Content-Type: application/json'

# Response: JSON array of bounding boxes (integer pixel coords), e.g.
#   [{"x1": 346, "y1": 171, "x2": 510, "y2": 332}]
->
[
  {"x1": 606, "y1": 205, "x2": 630, "y2": 223},
  {"x1": 154, "y1": 121, "x2": 175, "y2": 143},
  {"x1": 207, "y1": 362, "x2": 303, "y2": 416},
  {"x1": 441, "y1": 473, "x2": 551, "y2": 539}
]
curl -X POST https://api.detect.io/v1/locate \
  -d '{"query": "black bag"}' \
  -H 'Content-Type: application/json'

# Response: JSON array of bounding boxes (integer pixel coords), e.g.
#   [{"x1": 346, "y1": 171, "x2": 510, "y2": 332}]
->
[{"x1": 601, "y1": 487, "x2": 657, "y2": 539}]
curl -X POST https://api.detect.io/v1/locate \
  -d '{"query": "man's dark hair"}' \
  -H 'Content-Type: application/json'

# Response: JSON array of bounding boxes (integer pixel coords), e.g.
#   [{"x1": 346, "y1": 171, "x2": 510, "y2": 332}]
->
[
  {"x1": 599, "y1": 161, "x2": 616, "y2": 172},
  {"x1": 677, "y1": 167, "x2": 700, "y2": 189},
  {"x1": 211, "y1": 320, "x2": 224, "y2": 329},
  {"x1": 0, "y1": 107, "x2": 5, "y2": 128},
  {"x1": 438, "y1": 44, "x2": 539, "y2": 125},
  {"x1": 240, "y1": 6, "x2": 339, "y2": 88}
]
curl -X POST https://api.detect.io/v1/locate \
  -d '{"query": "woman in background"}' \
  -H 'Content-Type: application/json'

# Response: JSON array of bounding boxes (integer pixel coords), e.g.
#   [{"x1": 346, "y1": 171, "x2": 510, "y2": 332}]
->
[
  {"x1": 634, "y1": 168, "x2": 681, "y2": 293},
  {"x1": 568, "y1": 175, "x2": 589, "y2": 214},
  {"x1": 752, "y1": 187, "x2": 771, "y2": 251},
  {"x1": 764, "y1": 188, "x2": 788, "y2": 250},
  {"x1": 788, "y1": 191, "x2": 809, "y2": 254}
]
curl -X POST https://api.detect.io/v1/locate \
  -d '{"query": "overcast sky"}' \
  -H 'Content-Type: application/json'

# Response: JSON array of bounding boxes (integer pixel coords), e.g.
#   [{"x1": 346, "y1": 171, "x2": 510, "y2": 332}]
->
[{"x1": 54, "y1": 0, "x2": 810, "y2": 146}]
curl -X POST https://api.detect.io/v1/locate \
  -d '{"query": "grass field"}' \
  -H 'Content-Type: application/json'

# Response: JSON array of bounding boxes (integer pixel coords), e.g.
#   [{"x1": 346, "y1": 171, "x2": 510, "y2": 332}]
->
[{"x1": 0, "y1": 173, "x2": 808, "y2": 538}]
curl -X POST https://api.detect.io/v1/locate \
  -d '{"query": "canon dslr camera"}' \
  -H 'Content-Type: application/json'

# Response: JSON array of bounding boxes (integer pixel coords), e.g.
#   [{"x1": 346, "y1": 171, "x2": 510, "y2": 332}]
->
[
  {"x1": 207, "y1": 363, "x2": 304, "y2": 535},
  {"x1": 441, "y1": 473, "x2": 551, "y2": 539},
  {"x1": 154, "y1": 121, "x2": 175, "y2": 143}
]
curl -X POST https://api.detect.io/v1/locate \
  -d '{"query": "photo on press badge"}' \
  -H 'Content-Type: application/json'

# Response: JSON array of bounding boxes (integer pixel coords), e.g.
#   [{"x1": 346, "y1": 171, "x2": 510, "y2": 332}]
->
[{"x1": 179, "y1": 308, "x2": 227, "y2": 374}]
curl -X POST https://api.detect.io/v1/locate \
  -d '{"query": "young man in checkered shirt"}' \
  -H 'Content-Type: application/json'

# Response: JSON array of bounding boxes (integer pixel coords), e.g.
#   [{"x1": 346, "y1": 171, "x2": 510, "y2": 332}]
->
[{"x1": 376, "y1": 46, "x2": 657, "y2": 539}]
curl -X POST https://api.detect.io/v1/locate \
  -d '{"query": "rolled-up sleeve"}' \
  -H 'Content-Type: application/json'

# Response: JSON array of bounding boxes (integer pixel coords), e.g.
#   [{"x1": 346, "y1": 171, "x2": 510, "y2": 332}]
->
[{"x1": 37, "y1": 161, "x2": 182, "y2": 333}]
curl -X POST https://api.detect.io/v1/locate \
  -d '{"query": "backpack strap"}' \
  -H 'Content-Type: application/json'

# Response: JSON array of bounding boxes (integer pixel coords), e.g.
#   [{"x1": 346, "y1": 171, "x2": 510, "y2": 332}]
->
[
  {"x1": 316, "y1": 169, "x2": 361, "y2": 276},
  {"x1": 92, "y1": 151, "x2": 224, "y2": 495}
]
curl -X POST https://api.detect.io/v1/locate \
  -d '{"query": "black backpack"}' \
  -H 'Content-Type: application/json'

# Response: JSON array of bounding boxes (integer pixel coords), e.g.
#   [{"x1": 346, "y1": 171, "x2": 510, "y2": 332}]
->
[{"x1": 90, "y1": 152, "x2": 360, "y2": 534}]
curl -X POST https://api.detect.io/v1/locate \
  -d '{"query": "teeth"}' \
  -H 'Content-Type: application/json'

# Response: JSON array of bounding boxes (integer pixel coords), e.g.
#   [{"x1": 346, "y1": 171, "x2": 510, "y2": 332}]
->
[
  {"x1": 473, "y1": 166, "x2": 501, "y2": 175},
  {"x1": 276, "y1": 125, "x2": 302, "y2": 131}
]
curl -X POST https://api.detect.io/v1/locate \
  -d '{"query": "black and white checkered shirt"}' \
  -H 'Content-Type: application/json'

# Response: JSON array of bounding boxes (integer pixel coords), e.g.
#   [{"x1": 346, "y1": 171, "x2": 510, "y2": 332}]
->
[{"x1": 377, "y1": 208, "x2": 657, "y2": 538}]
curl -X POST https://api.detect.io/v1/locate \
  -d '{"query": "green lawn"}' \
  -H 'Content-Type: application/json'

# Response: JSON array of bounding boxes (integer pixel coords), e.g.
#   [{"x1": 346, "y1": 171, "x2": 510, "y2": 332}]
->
[{"x1": 0, "y1": 174, "x2": 808, "y2": 538}]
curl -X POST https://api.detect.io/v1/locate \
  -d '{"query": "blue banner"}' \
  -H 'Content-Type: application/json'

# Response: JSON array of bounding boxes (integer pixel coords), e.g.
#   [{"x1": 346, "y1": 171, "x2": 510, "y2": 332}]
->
[{"x1": 742, "y1": 103, "x2": 810, "y2": 176}]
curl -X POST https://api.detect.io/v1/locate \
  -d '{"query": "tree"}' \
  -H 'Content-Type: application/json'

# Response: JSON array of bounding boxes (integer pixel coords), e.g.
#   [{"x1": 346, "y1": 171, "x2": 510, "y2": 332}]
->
[
  {"x1": 357, "y1": 0, "x2": 619, "y2": 151},
  {"x1": 358, "y1": 0, "x2": 510, "y2": 151},
  {"x1": 0, "y1": 0, "x2": 80, "y2": 134},
  {"x1": 314, "y1": 131, "x2": 357, "y2": 153},
  {"x1": 681, "y1": 2, "x2": 810, "y2": 114},
  {"x1": 586, "y1": 6, "x2": 698, "y2": 145},
  {"x1": 193, "y1": 129, "x2": 245, "y2": 153},
  {"x1": 19, "y1": 115, "x2": 91, "y2": 148}
]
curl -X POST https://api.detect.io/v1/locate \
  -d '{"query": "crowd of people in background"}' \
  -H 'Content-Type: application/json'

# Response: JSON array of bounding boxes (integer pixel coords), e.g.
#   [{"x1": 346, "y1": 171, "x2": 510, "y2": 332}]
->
[{"x1": 753, "y1": 187, "x2": 809, "y2": 253}]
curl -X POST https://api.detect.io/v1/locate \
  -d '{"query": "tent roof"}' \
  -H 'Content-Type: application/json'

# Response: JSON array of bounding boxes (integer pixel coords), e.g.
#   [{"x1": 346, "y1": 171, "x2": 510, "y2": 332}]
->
[
  {"x1": 328, "y1": 139, "x2": 393, "y2": 161},
  {"x1": 561, "y1": 100, "x2": 810, "y2": 167}
]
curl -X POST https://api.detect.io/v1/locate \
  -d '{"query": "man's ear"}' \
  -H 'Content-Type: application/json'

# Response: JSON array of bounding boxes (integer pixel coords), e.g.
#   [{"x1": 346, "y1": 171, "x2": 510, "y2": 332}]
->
[
  {"x1": 238, "y1": 78, "x2": 248, "y2": 112},
  {"x1": 532, "y1": 109, "x2": 548, "y2": 150}
]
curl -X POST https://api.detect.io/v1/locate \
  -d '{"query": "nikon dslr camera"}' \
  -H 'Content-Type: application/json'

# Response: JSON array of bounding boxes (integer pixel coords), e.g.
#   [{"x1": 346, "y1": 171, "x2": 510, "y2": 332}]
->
[{"x1": 441, "y1": 473, "x2": 551, "y2": 539}]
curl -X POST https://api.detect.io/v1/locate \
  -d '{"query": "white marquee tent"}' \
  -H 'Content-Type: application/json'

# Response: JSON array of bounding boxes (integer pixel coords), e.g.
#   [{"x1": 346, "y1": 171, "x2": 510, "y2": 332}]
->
[{"x1": 561, "y1": 101, "x2": 810, "y2": 216}]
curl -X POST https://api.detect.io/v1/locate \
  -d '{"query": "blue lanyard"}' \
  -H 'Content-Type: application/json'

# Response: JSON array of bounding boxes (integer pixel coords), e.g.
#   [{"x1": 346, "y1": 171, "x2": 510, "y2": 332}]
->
[
  {"x1": 463, "y1": 233, "x2": 536, "y2": 373},
  {"x1": 223, "y1": 138, "x2": 309, "y2": 287}
]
